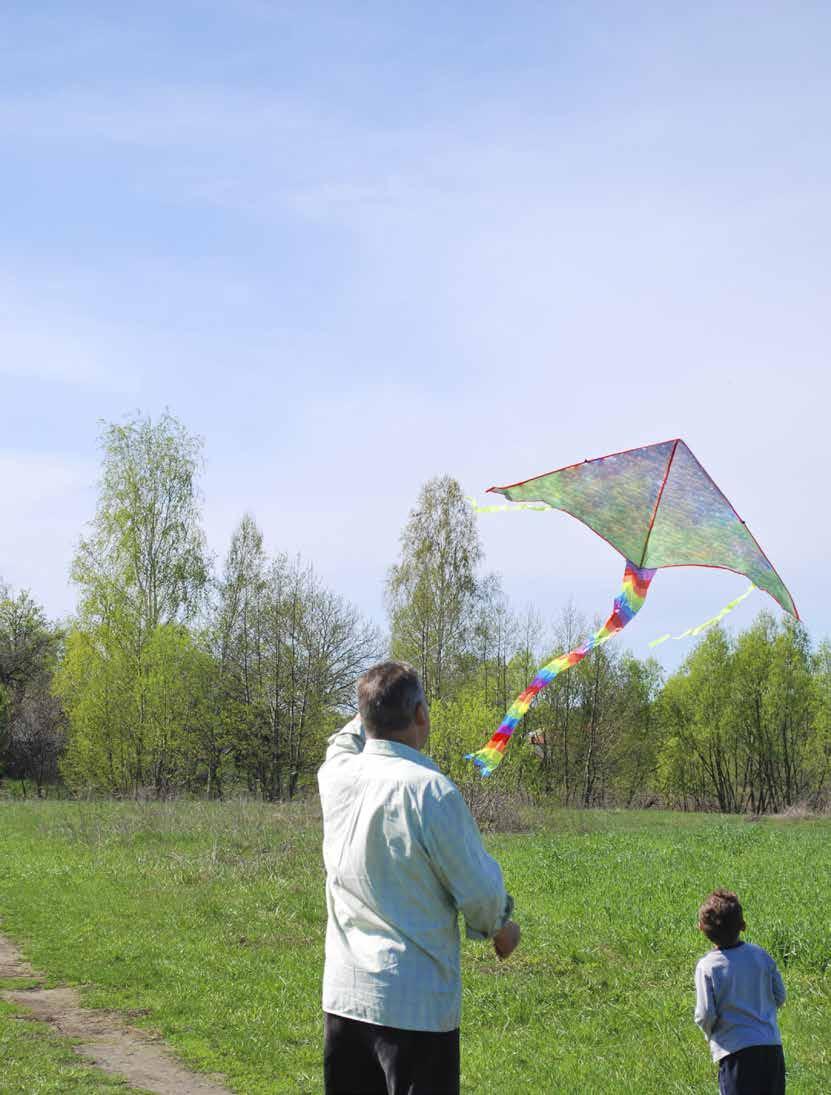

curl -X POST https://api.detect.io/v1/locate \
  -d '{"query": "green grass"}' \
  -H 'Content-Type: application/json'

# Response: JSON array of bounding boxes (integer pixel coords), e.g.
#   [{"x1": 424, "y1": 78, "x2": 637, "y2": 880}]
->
[{"x1": 0, "y1": 801, "x2": 828, "y2": 1093}]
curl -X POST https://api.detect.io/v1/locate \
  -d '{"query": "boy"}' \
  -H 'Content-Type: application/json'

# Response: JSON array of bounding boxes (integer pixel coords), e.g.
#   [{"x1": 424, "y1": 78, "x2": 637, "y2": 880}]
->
[{"x1": 694, "y1": 890, "x2": 786, "y2": 1095}]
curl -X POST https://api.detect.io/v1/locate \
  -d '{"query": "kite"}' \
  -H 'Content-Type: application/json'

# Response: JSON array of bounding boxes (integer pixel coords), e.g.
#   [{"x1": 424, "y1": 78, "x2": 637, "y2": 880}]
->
[{"x1": 467, "y1": 438, "x2": 797, "y2": 776}]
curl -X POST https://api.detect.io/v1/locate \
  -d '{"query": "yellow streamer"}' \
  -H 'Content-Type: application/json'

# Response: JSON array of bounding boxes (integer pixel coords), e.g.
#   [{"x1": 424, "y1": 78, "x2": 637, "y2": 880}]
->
[
  {"x1": 468, "y1": 497, "x2": 551, "y2": 514},
  {"x1": 647, "y1": 585, "x2": 756, "y2": 647}
]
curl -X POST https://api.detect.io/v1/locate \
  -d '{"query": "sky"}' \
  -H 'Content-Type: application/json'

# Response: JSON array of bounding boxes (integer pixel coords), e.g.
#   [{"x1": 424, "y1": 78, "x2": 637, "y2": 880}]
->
[{"x1": 1, "y1": 2, "x2": 829, "y2": 671}]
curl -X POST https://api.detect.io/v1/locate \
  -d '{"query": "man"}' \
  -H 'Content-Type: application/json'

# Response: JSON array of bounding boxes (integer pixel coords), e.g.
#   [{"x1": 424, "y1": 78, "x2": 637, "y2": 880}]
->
[{"x1": 318, "y1": 661, "x2": 520, "y2": 1095}]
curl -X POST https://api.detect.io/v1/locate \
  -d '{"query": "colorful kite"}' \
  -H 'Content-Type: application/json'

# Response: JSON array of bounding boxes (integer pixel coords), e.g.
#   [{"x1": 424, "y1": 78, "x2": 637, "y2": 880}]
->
[{"x1": 467, "y1": 438, "x2": 797, "y2": 776}]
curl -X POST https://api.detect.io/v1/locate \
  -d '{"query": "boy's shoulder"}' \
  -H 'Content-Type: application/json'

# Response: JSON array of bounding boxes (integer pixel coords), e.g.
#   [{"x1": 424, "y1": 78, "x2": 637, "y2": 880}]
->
[
  {"x1": 696, "y1": 948, "x2": 722, "y2": 974},
  {"x1": 742, "y1": 941, "x2": 778, "y2": 966},
  {"x1": 697, "y1": 941, "x2": 774, "y2": 971}
]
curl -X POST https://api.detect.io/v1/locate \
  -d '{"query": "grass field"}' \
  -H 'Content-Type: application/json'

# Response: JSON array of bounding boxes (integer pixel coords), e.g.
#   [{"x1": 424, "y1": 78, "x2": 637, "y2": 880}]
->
[{"x1": 0, "y1": 801, "x2": 828, "y2": 1094}]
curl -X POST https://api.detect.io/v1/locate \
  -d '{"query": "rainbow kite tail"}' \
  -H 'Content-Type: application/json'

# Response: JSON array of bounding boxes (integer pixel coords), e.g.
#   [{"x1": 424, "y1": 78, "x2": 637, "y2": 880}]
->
[{"x1": 466, "y1": 560, "x2": 656, "y2": 776}]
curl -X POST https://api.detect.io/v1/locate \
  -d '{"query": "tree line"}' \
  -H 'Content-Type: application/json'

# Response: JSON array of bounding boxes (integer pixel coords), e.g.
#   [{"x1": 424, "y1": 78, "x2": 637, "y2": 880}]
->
[{"x1": 1, "y1": 412, "x2": 828, "y2": 811}]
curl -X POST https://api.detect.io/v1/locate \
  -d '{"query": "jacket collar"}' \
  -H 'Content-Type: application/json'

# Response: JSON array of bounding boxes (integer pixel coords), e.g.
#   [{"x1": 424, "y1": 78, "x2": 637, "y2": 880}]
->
[{"x1": 363, "y1": 738, "x2": 441, "y2": 772}]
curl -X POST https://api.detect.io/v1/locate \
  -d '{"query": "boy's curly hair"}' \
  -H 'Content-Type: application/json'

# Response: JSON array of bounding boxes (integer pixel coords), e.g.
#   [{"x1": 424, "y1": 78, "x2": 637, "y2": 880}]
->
[{"x1": 698, "y1": 889, "x2": 745, "y2": 946}]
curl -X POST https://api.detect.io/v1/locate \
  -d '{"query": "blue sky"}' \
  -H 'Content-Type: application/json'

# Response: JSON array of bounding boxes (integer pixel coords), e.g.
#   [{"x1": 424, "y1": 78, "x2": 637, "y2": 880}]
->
[{"x1": 1, "y1": 3, "x2": 828, "y2": 667}]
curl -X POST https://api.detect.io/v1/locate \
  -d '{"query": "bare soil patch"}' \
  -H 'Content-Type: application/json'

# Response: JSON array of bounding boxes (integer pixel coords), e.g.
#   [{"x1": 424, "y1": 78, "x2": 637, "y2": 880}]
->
[
  {"x1": 0, "y1": 930, "x2": 232, "y2": 1094},
  {"x1": 0, "y1": 931, "x2": 36, "y2": 979}
]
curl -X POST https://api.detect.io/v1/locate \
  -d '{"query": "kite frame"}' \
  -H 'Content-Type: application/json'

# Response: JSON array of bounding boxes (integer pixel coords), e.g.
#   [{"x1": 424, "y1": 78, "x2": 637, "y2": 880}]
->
[{"x1": 487, "y1": 437, "x2": 799, "y2": 619}]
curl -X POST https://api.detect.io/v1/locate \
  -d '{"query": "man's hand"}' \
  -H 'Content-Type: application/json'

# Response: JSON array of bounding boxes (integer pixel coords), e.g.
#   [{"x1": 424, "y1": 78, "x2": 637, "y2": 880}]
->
[{"x1": 493, "y1": 920, "x2": 520, "y2": 960}]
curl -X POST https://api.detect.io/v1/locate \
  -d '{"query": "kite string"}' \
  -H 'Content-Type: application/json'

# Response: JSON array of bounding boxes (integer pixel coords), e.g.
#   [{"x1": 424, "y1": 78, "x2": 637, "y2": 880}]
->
[{"x1": 466, "y1": 560, "x2": 656, "y2": 777}]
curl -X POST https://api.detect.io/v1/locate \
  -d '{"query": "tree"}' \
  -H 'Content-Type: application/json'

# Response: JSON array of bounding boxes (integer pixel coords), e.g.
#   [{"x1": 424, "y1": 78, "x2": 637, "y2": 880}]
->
[
  {"x1": 655, "y1": 615, "x2": 821, "y2": 813},
  {"x1": 759, "y1": 618, "x2": 813, "y2": 809},
  {"x1": 534, "y1": 601, "x2": 585, "y2": 802},
  {"x1": 0, "y1": 585, "x2": 56, "y2": 692},
  {"x1": 0, "y1": 582, "x2": 63, "y2": 793},
  {"x1": 58, "y1": 413, "x2": 210, "y2": 795},
  {"x1": 726, "y1": 615, "x2": 777, "y2": 811},
  {"x1": 72, "y1": 412, "x2": 208, "y2": 638},
  {"x1": 606, "y1": 655, "x2": 664, "y2": 806},
  {"x1": 56, "y1": 627, "x2": 138, "y2": 793},
  {"x1": 428, "y1": 687, "x2": 500, "y2": 789},
  {"x1": 208, "y1": 514, "x2": 269, "y2": 796},
  {"x1": 213, "y1": 514, "x2": 266, "y2": 695},
  {"x1": 655, "y1": 628, "x2": 739, "y2": 810},
  {"x1": 469, "y1": 575, "x2": 516, "y2": 712},
  {"x1": 5, "y1": 680, "x2": 65, "y2": 797},
  {"x1": 143, "y1": 624, "x2": 244, "y2": 797},
  {"x1": 386, "y1": 477, "x2": 483, "y2": 700},
  {"x1": 249, "y1": 555, "x2": 380, "y2": 800},
  {"x1": 0, "y1": 683, "x2": 10, "y2": 778},
  {"x1": 809, "y1": 641, "x2": 831, "y2": 806},
  {"x1": 573, "y1": 640, "x2": 621, "y2": 807},
  {"x1": 209, "y1": 516, "x2": 381, "y2": 800}
]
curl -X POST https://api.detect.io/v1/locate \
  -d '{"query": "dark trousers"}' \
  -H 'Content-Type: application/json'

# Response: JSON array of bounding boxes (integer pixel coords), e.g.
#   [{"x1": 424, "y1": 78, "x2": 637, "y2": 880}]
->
[
  {"x1": 324, "y1": 1012, "x2": 460, "y2": 1095},
  {"x1": 718, "y1": 1045, "x2": 786, "y2": 1095}
]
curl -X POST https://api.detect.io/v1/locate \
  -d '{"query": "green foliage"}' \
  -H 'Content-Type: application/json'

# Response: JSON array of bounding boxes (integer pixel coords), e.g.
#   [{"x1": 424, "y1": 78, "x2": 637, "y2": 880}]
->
[
  {"x1": 807, "y1": 641, "x2": 831, "y2": 795},
  {"x1": 656, "y1": 617, "x2": 830, "y2": 812},
  {"x1": 428, "y1": 687, "x2": 500, "y2": 787},
  {"x1": 0, "y1": 582, "x2": 63, "y2": 792},
  {"x1": 0, "y1": 682, "x2": 9, "y2": 775},
  {"x1": 55, "y1": 627, "x2": 138, "y2": 793},
  {"x1": 0, "y1": 802, "x2": 828, "y2": 1093},
  {"x1": 7, "y1": 451, "x2": 831, "y2": 814},
  {"x1": 142, "y1": 624, "x2": 222, "y2": 795},
  {"x1": 0, "y1": 585, "x2": 57, "y2": 691},
  {"x1": 56, "y1": 623, "x2": 229, "y2": 797}
]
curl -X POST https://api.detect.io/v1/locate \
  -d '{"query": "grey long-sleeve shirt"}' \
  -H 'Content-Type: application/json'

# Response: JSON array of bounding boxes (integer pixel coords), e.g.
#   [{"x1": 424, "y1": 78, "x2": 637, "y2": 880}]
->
[
  {"x1": 694, "y1": 941, "x2": 786, "y2": 1061},
  {"x1": 318, "y1": 716, "x2": 512, "y2": 1032}
]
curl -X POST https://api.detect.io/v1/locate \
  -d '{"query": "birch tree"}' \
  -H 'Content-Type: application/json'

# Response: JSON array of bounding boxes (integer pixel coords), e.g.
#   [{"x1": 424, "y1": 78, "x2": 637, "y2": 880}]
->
[
  {"x1": 58, "y1": 413, "x2": 209, "y2": 794},
  {"x1": 386, "y1": 476, "x2": 482, "y2": 700}
]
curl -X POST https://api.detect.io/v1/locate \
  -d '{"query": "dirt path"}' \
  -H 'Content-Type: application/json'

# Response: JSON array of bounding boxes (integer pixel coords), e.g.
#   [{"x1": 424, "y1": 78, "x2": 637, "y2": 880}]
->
[{"x1": 0, "y1": 930, "x2": 233, "y2": 1094}]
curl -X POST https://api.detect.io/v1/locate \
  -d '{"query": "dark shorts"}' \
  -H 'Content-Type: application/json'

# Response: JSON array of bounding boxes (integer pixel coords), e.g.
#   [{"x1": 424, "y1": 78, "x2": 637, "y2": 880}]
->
[
  {"x1": 323, "y1": 1012, "x2": 460, "y2": 1095},
  {"x1": 718, "y1": 1044, "x2": 786, "y2": 1095}
]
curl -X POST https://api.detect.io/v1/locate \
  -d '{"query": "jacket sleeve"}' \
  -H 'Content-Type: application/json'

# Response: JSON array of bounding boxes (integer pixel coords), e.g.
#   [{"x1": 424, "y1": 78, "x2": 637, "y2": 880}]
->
[
  {"x1": 771, "y1": 960, "x2": 787, "y2": 1008},
  {"x1": 694, "y1": 961, "x2": 717, "y2": 1037},
  {"x1": 421, "y1": 782, "x2": 513, "y2": 940},
  {"x1": 322, "y1": 714, "x2": 365, "y2": 763}
]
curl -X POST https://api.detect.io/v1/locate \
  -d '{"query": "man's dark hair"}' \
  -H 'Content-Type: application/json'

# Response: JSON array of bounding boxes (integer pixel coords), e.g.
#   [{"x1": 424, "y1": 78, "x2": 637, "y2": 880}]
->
[
  {"x1": 357, "y1": 662, "x2": 425, "y2": 738},
  {"x1": 698, "y1": 890, "x2": 745, "y2": 946}
]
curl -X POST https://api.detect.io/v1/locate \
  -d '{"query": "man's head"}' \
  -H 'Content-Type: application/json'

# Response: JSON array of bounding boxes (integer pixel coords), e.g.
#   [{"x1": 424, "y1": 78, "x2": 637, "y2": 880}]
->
[
  {"x1": 357, "y1": 661, "x2": 429, "y2": 750},
  {"x1": 698, "y1": 889, "x2": 746, "y2": 947}
]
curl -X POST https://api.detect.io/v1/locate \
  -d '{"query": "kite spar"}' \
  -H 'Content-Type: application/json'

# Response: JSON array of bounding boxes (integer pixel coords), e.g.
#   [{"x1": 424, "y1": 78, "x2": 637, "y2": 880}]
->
[{"x1": 467, "y1": 439, "x2": 797, "y2": 776}]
